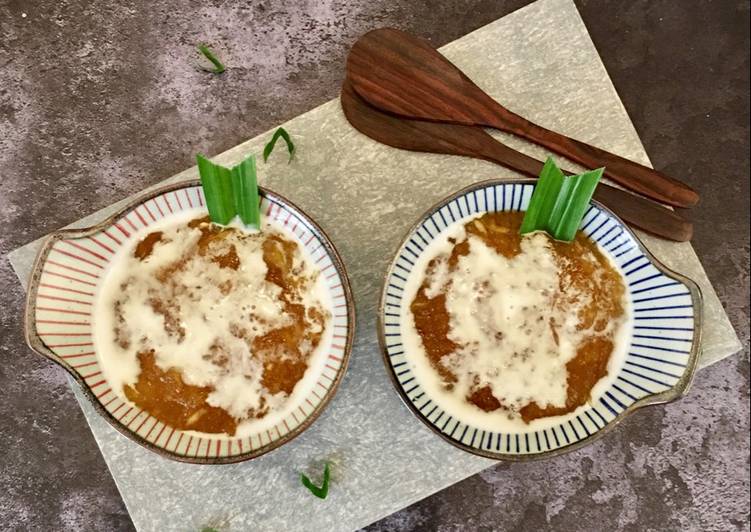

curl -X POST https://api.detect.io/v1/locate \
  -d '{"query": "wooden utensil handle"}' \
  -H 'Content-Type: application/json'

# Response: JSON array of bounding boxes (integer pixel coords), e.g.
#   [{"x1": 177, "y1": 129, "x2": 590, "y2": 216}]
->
[
  {"x1": 479, "y1": 138, "x2": 693, "y2": 242},
  {"x1": 484, "y1": 106, "x2": 699, "y2": 208}
]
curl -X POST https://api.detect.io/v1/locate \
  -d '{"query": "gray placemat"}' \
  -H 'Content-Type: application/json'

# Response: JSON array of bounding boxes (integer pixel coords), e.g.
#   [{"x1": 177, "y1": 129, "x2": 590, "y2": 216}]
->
[{"x1": 7, "y1": 0, "x2": 741, "y2": 530}]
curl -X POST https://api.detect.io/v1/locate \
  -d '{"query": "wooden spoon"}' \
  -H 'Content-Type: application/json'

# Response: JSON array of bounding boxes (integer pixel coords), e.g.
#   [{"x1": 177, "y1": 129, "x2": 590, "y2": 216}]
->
[
  {"x1": 346, "y1": 28, "x2": 699, "y2": 209},
  {"x1": 341, "y1": 79, "x2": 692, "y2": 242}
]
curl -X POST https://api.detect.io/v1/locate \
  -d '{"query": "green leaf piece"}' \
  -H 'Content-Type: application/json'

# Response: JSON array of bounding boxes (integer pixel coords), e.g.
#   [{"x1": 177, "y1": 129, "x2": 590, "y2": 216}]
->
[
  {"x1": 300, "y1": 462, "x2": 330, "y2": 499},
  {"x1": 198, "y1": 44, "x2": 226, "y2": 74},
  {"x1": 519, "y1": 158, "x2": 566, "y2": 235},
  {"x1": 263, "y1": 127, "x2": 295, "y2": 163},
  {"x1": 197, "y1": 154, "x2": 260, "y2": 228},
  {"x1": 520, "y1": 157, "x2": 603, "y2": 242},
  {"x1": 197, "y1": 154, "x2": 235, "y2": 225},
  {"x1": 230, "y1": 155, "x2": 260, "y2": 228}
]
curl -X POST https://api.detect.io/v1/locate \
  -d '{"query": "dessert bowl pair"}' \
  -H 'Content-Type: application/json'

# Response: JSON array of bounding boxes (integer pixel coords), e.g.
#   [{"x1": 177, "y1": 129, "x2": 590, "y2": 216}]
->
[{"x1": 24, "y1": 178, "x2": 701, "y2": 463}]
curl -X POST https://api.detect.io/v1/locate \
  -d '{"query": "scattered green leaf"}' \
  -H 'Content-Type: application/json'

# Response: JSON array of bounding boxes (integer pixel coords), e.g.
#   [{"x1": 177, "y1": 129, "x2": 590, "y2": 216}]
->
[
  {"x1": 201, "y1": 528, "x2": 219, "y2": 532},
  {"x1": 301, "y1": 462, "x2": 330, "y2": 499},
  {"x1": 198, "y1": 44, "x2": 226, "y2": 74},
  {"x1": 196, "y1": 153, "x2": 260, "y2": 228},
  {"x1": 520, "y1": 157, "x2": 603, "y2": 242},
  {"x1": 263, "y1": 127, "x2": 295, "y2": 163}
]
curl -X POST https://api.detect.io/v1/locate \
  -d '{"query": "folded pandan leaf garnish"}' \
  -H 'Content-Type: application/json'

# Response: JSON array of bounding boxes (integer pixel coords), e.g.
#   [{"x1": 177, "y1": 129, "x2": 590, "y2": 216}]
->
[
  {"x1": 197, "y1": 128, "x2": 298, "y2": 229},
  {"x1": 520, "y1": 157, "x2": 604, "y2": 242},
  {"x1": 196, "y1": 154, "x2": 260, "y2": 228}
]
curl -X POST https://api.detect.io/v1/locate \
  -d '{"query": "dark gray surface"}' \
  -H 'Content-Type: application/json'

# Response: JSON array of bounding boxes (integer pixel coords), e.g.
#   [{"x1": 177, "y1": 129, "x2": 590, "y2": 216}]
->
[{"x1": 0, "y1": 0, "x2": 748, "y2": 530}]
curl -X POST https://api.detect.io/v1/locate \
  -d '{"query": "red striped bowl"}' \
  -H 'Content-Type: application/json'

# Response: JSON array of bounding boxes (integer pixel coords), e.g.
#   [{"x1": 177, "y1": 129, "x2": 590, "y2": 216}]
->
[{"x1": 24, "y1": 180, "x2": 355, "y2": 464}]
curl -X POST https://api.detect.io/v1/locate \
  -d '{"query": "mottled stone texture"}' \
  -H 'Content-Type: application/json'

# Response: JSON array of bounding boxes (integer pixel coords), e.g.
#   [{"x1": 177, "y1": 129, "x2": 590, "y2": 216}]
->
[{"x1": 0, "y1": 0, "x2": 748, "y2": 531}]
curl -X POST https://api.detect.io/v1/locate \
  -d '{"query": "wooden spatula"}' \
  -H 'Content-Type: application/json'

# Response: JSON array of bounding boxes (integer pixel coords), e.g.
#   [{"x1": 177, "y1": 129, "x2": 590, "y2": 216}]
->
[
  {"x1": 346, "y1": 28, "x2": 699, "y2": 209},
  {"x1": 341, "y1": 79, "x2": 692, "y2": 242}
]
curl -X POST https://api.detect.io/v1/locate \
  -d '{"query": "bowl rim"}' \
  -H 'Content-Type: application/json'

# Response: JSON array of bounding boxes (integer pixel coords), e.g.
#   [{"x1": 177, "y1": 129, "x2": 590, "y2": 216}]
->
[
  {"x1": 377, "y1": 177, "x2": 703, "y2": 461},
  {"x1": 23, "y1": 179, "x2": 357, "y2": 464}
]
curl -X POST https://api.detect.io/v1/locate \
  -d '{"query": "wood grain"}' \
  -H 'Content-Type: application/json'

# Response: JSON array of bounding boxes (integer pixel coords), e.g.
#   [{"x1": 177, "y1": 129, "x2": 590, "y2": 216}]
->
[
  {"x1": 346, "y1": 28, "x2": 700, "y2": 208},
  {"x1": 341, "y1": 79, "x2": 692, "y2": 242}
]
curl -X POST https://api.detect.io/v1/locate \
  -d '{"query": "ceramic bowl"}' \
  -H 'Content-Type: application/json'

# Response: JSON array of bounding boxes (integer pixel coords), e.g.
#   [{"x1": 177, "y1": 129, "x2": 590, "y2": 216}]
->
[
  {"x1": 24, "y1": 180, "x2": 355, "y2": 464},
  {"x1": 378, "y1": 178, "x2": 702, "y2": 460}
]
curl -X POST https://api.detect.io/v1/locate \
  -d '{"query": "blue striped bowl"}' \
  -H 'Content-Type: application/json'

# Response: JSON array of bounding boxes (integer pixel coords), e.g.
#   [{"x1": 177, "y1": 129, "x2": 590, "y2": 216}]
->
[{"x1": 378, "y1": 178, "x2": 702, "y2": 460}]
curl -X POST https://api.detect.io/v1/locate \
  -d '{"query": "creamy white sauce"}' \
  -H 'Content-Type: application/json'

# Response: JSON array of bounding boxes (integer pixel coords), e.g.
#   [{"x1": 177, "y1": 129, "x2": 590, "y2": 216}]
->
[
  {"x1": 92, "y1": 208, "x2": 333, "y2": 439},
  {"x1": 401, "y1": 213, "x2": 632, "y2": 433}
]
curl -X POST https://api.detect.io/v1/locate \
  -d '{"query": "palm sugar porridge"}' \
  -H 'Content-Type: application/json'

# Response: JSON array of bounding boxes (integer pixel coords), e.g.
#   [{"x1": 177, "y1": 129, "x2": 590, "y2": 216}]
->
[
  {"x1": 92, "y1": 209, "x2": 333, "y2": 437},
  {"x1": 401, "y1": 211, "x2": 632, "y2": 432}
]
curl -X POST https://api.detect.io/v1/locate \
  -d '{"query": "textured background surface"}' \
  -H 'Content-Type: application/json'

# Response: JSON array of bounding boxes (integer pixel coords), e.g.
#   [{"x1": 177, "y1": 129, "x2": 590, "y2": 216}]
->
[{"x1": 0, "y1": 0, "x2": 748, "y2": 530}]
